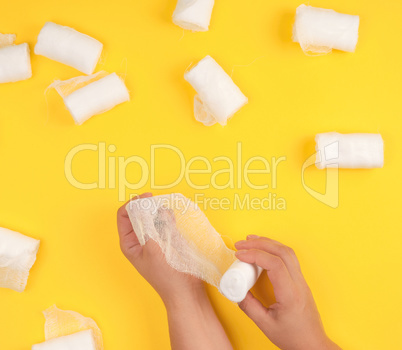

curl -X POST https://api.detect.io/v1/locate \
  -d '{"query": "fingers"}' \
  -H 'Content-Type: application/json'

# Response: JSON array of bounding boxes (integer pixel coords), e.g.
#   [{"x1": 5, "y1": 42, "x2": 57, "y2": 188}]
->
[
  {"x1": 235, "y1": 249, "x2": 294, "y2": 304},
  {"x1": 238, "y1": 291, "x2": 270, "y2": 326},
  {"x1": 235, "y1": 236, "x2": 301, "y2": 280}
]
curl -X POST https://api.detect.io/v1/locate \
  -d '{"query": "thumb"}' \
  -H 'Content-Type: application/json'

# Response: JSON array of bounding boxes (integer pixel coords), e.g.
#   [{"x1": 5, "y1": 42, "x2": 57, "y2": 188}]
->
[{"x1": 238, "y1": 291, "x2": 270, "y2": 326}]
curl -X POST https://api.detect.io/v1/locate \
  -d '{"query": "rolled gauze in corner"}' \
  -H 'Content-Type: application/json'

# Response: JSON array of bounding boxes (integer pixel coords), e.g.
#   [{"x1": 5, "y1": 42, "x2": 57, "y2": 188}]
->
[
  {"x1": 32, "y1": 330, "x2": 96, "y2": 350},
  {"x1": 173, "y1": 0, "x2": 215, "y2": 31},
  {"x1": 293, "y1": 5, "x2": 359, "y2": 55},
  {"x1": 184, "y1": 55, "x2": 248, "y2": 126},
  {"x1": 0, "y1": 34, "x2": 32, "y2": 83},
  {"x1": 0, "y1": 227, "x2": 40, "y2": 292},
  {"x1": 315, "y1": 132, "x2": 384, "y2": 169},
  {"x1": 51, "y1": 72, "x2": 130, "y2": 125},
  {"x1": 219, "y1": 260, "x2": 263, "y2": 303},
  {"x1": 35, "y1": 22, "x2": 103, "y2": 75}
]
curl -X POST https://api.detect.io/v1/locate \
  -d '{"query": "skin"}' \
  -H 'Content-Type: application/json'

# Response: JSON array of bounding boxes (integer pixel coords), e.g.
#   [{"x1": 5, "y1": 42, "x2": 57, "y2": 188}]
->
[
  {"x1": 117, "y1": 193, "x2": 233, "y2": 350},
  {"x1": 117, "y1": 193, "x2": 340, "y2": 350}
]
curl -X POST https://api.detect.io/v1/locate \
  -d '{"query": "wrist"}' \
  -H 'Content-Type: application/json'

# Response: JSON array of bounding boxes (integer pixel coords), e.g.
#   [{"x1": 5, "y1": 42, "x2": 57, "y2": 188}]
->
[{"x1": 163, "y1": 282, "x2": 208, "y2": 312}]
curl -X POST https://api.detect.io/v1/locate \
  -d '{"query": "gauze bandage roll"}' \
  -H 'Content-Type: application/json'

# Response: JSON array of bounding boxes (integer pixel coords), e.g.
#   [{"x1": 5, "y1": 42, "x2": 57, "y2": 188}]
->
[
  {"x1": 293, "y1": 5, "x2": 360, "y2": 55},
  {"x1": 219, "y1": 260, "x2": 263, "y2": 302},
  {"x1": 173, "y1": 0, "x2": 215, "y2": 32},
  {"x1": 0, "y1": 227, "x2": 40, "y2": 292},
  {"x1": 50, "y1": 71, "x2": 130, "y2": 125},
  {"x1": 32, "y1": 305, "x2": 103, "y2": 350},
  {"x1": 315, "y1": 132, "x2": 384, "y2": 169},
  {"x1": 35, "y1": 22, "x2": 103, "y2": 74},
  {"x1": 184, "y1": 56, "x2": 248, "y2": 126},
  {"x1": 32, "y1": 330, "x2": 96, "y2": 350},
  {"x1": 0, "y1": 34, "x2": 32, "y2": 83}
]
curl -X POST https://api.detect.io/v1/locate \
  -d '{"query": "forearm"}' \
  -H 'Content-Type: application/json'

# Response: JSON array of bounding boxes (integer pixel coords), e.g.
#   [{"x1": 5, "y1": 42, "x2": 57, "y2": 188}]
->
[{"x1": 164, "y1": 286, "x2": 233, "y2": 350}]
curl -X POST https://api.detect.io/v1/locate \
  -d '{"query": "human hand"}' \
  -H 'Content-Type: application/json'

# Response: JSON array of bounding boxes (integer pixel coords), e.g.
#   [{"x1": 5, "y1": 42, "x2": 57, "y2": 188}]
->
[
  {"x1": 117, "y1": 193, "x2": 204, "y2": 306},
  {"x1": 235, "y1": 236, "x2": 341, "y2": 350}
]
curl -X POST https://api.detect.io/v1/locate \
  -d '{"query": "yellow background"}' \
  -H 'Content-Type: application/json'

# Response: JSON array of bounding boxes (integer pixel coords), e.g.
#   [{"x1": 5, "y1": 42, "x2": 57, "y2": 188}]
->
[{"x1": 1, "y1": 0, "x2": 401, "y2": 348}]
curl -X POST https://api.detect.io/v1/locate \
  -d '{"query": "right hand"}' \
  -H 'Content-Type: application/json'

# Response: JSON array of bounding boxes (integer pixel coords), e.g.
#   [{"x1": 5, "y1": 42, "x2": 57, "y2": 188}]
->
[{"x1": 235, "y1": 236, "x2": 341, "y2": 350}]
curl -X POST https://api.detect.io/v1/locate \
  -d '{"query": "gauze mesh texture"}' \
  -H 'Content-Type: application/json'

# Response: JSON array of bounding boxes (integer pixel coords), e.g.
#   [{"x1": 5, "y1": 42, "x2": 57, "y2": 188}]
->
[
  {"x1": 126, "y1": 193, "x2": 236, "y2": 288},
  {"x1": 43, "y1": 305, "x2": 103, "y2": 350},
  {"x1": 0, "y1": 33, "x2": 16, "y2": 47}
]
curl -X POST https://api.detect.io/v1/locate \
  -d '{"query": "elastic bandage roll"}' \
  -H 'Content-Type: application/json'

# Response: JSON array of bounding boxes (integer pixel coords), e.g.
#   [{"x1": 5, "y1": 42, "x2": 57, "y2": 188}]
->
[
  {"x1": 315, "y1": 132, "x2": 384, "y2": 169},
  {"x1": 220, "y1": 260, "x2": 263, "y2": 302},
  {"x1": 32, "y1": 305, "x2": 103, "y2": 350},
  {"x1": 173, "y1": 0, "x2": 215, "y2": 32},
  {"x1": 0, "y1": 34, "x2": 32, "y2": 83},
  {"x1": 293, "y1": 5, "x2": 359, "y2": 55},
  {"x1": 50, "y1": 71, "x2": 130, "y2": 125},
  {"x1": 184, "y1": 56, "x2": 248, "y2": 126},
  {"x1": 35, "y1": 22, "x2": 103, "y2": 75},
  {"x1": 0, "y1": 227, "x2": 40, "y2": 292}
]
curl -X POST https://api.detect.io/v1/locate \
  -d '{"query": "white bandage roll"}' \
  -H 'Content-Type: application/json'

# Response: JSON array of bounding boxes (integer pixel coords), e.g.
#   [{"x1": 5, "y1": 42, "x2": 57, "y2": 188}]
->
[
  {"x1": 0, "y1": 43, "x2": 32, "y2": 83},
  {"x1": 35, "y1": 22, "x2": 103, "y2": 74},
  {"x1": 184, "y1": 55, "x2": 248, "y2": 126},
  {"x1": 293, "y1": 5, "x2": 359, "y2": 55},
  {"x1": 315, "y1": 132, "x2": 384, "y2": 169},
  {"x1": 219, "y1": 260, "x2": 263, "y2": 303},
  {"x1": 32, "y1": 330, "x2": 96, "y2": 350},
  {"x1": 55, "y1": 72, "x2": 130, "y2": 125},
  {"x1": 173, "y1": 0, "x2": 215, "y2": 31},
  {"x1": 0, "y1": 227, "x2": 40, "y2": 292}
]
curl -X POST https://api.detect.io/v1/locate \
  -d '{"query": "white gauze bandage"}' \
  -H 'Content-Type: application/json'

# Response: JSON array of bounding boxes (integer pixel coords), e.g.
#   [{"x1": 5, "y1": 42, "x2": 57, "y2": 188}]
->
[
  {"x1": 35, "y1": 22, "x2": 103, "y2": 75},
  {"x1": 184, "y1": 56, "x2": 248, "y2": 126},
  {"x1": 50, "y1": 71, "x2": 130, "y2": 125},
  {"x1": 219, "y1": 260, "x2": 263, "y2": 303},
  {"x1": 32, "y1": 330, "x2": 96, "y2": 350},
  {"x1": 0, "y1": 34, "x2": 32, "y2": 83},
  {"x1": 173, "y1": 0, "x2": 215, "y2": 32},
  {"x1": 126, "y1": 194, "x2": 261, "y2": 301},
  {"x1": 0, "y1": 227, "x2": 40, "y2": 292},
  {"x1": 315, "y1": 132, "x2": 384, "y2": 169},
  {"x1": 32, "y1": 305, "x2": 103, "y2": 350},
  {"x1": 293, "y1": 5, "x2": 359, "y2": 55}
]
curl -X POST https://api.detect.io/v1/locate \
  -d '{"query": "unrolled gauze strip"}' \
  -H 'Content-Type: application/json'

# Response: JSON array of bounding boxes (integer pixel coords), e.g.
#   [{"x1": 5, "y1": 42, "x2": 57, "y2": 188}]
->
[
  {"x1": 0, "y1": 227, "x2": 40, "y2": 292},
  {"x1": 184, "y1": 55, "x2": 248, "y2": 126},
  {"x1": 315, "y1": 132, "x2": 384, "y2": 169},
  {"x1": 35, "y1": 22, "x2": 103, "y2": 74},
  {"x1": 293, "y1": 5, "x2": 359, "y2": 55},
  {"x1": 220, "y1": 260, "x2": 263, "y2": 302},
  {"x1": 0, "y1": 34, "x2": 32, "y2": 83},
  {"x1": 32, "y1": 330, "x2": 96, "y2": 350},
  {"x1": 173, "y1": 0, "x2": 215, "y2": 32},
  {"x1": 51, "y1": 72, "x2": 130, "y2": 125}
]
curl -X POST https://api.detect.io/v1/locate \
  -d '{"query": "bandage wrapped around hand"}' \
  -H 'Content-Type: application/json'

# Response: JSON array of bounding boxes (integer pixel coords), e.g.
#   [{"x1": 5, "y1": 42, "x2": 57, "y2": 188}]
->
[
  {"x1": 184, "y1": 56, "x2": 248, "y2": 126},
  {"x1": 173, "y1": 0, "x2": 215, "y2": 31},
  {"x1": 0, "y1": 34, "x2": 32, "y2": 83},
  {"x1": 293, "y1": 5, "x2": 359, "y2": 55},
  {"x1": 50, "y1": 71, "x2": 130, "y2": 125},
  {"x1": 126, "y1": 193, "x2": 261, "y2": 301},
  {"x1": 32, "y1": 305, "x2": 103, "y2": 350},
  {"x1": 35, "y1": 22, "x2": 103, "y2": 74},
  {"x1": 0, "y1": 227, "x2": 40, "y2": 292},
  {"x1": 315, "y1": 132, "x2": 384, "y2": 169}
]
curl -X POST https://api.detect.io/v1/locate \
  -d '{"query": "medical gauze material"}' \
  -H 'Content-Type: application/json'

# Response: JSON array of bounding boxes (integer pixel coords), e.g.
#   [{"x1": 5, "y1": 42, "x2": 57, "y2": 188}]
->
[
  {"x1": 0, "y1": 227, "x2": 40, "y2": 292},
  {"x1": 0, "y1": 34, "x2": 32, "y2": 83},
  {"x1": 126, "y1": 193, "x2": 236, "y2": 288},
  {"x1": 293, "y1": 5, "x2": 359, "y2": 55},
  {"x1": 32, "y1": 330, "x2": 96, "y2": 350},
  {"x1": 219, "y1": 260, "x2": 263, "y2": 303},
  {"x1": 315, "y1": 132, "x2": 384, "y2": 169},
  {"x1": 50, "y1": 72, "x2": 130, "y2": 125},
  {"x1": 184, "y1": 56, "x2": 248, "y2": 126},
  {"x1": 35, "y1": 22, "x2": 103, "y2": 74},
  {"x1": 173, "y1": 0, "x2": 215, "y2": 32}
]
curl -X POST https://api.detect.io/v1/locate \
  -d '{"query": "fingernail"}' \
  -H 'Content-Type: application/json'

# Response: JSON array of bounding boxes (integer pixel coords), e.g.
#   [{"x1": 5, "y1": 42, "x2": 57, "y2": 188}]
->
[
  {"x1": 235, "y1": 240, "x2": 246, "y2": 246},
  {"x1": 235, "y1": 250, "x2": 247, "y2": 256},
  {"x1": 247, "y1": 235, "x2": 259, "y2": 239}
]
